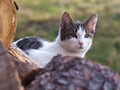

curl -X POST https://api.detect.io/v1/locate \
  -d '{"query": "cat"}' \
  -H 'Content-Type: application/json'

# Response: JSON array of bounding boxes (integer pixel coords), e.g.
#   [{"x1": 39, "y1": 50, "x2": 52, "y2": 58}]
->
[{"x1": 14, "y1": 11, "x2": 98, "y2": 68}]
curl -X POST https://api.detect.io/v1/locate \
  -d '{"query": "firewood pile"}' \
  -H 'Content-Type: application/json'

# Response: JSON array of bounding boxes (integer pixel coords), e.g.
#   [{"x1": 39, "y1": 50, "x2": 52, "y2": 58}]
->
[{"x1": 0, "y1": 0, "x2": 120, "y2": 90}]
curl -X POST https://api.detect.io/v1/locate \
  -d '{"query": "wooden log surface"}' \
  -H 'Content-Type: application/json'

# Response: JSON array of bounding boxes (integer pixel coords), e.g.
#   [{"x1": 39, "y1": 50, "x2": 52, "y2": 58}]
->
[
  {"x1": 0, "y1": 0, "x2": 17, "y2": 49},
  {"x1": 0, "y1": 0, "x2": 41, "y2": 87},
  {"x1": 8, "y1": 44, "x2": 39, "y2": 73},
  {"x1": 8, "y1": 44, "x2": 41, "y2": 86},
  {"x1": 0, "y1": 42, "x2": 24, "y2": 90}
]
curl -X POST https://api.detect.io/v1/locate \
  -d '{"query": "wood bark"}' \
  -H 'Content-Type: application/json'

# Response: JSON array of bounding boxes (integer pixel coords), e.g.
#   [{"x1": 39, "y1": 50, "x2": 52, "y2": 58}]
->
[
  {"x1": 8, "y1": 44, "x2": 41, "y2": 82},
  {"x1": 0, "y1": 42, "x2": 23, "y2": 90},
  {"x1": 8, "y1": 44, "x2": 40, "y2": 78},
  {"x1": 0, "y1": 0, "x2": 17, "y2": 49}
]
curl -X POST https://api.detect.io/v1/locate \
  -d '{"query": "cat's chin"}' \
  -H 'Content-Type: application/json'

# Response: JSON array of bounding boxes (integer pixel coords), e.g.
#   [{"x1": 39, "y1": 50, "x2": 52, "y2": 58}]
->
[
  {"x1": 71, "y1": 48, "x2": 84, "y2": 53},
  {"x1": 78, "y1": 46, "x2": 83, "y2": 49},
  {"x1": 76, "y1": 47, "x2": 87, "y2": 52}
]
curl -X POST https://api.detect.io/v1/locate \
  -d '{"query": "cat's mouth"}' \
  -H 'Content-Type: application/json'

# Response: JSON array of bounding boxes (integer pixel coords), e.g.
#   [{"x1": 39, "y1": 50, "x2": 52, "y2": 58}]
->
[
  {"x1": 80, "y1": 47, "x2": 83, "y2": 49},
  {"x1": 78, "y1": 46, "x2": 83, "y2": 49}
]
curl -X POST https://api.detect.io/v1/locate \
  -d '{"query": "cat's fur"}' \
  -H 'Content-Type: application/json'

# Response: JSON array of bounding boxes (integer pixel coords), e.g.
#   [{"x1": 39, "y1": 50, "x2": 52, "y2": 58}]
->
[{"x1": 14, "y1": 11, "x2": 98, "y2": 68}]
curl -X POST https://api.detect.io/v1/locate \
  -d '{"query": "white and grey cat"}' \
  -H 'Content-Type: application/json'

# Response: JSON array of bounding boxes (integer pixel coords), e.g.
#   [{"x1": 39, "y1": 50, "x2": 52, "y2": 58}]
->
[{"x1": 14, "y1": 11, "x2": 98, "y2": 68}]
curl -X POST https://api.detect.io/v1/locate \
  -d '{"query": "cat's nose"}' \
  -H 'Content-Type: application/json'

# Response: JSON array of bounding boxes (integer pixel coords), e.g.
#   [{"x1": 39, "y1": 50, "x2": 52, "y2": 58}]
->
[{"x1": 79, "y1": 42, "x2": 83, "y2": 46}]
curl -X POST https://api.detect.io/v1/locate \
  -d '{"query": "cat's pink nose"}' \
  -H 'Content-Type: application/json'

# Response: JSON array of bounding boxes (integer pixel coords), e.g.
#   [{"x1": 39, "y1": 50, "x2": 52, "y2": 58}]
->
[{"x1": 79, "y1": 42, "x2": 83, "y2": 46}]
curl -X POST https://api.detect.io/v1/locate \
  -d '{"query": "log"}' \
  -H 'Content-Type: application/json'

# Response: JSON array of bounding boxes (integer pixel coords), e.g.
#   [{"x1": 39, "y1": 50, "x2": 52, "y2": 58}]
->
[
  {"x1": 0, "y1": 42, "x2": 23, "y2": 90},
  {"x1": 8, "y1": 44, "x2": 40, "y2": 77},
  {"x1": 0, "y1": 0, "x2": 41, "y2": 86},
  {"x1": 0, "y1": 0, "x2": 17, "y2": 49},
  {"x1": 26, "y1": 55, "x2": 120, "y2": 90},
  {"x1": 8, "y1": 44, "x2": 41, "y2": 86}
]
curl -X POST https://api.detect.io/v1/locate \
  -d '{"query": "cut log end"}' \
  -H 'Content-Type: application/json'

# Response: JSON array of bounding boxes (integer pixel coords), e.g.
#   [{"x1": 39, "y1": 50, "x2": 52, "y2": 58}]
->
[{"x1": 26, "y1": 55, "x2": 120, "y2": 90}]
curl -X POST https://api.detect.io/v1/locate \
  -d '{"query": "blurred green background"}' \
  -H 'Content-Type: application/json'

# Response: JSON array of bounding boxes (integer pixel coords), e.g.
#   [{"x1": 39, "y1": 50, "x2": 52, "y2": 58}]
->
[{"x1": 15, "y1": 0, "x2": 120, "y2": 73}]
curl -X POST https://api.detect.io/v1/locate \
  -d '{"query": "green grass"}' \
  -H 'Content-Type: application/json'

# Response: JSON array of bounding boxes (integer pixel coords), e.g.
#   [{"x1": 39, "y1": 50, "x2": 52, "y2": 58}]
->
[{"x1": 15, "y1": 0, "x2": 120, "y2": 73}]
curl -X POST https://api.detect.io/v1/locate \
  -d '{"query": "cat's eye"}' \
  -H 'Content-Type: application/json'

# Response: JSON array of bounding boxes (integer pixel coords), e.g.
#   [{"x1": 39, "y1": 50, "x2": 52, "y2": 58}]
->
[
  {"x1": 85, "y1": 34, "x2": 90, "y2": 38},
  {"x1": 71, "y1": 34, "x2": 78, "y2": 38},
  {"x1": 65, "y1": 35, "x2": 72, "y2": 39}
]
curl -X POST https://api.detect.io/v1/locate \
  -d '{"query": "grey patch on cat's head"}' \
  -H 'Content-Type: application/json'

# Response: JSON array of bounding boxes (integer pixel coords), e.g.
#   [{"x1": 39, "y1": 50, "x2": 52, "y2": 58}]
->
[
  {"x1": 75, "y1": 21, "x2": 85, "y2": 31},
  {"x1": 59, "y1": 11, "x2": 98, "y2": 40},
  {"x1": 75, "y1": 21, "x2": 94, "y2": 38},
  {"x1": 16, "y1": 36, "x2": 43, "y2": 51}
]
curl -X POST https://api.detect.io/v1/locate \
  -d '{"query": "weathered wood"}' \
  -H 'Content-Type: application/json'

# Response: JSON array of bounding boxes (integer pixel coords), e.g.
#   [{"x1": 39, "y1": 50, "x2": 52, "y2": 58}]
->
[
  {"x1": 0, "y1": 0, "x2": 17, "y2": 49},
  {"x1": 0, "y1": 0, "x2": 41, "y2": 88},
  {"x1": 0, "y1": 42, "x2": 24, "y2": 90},
  {"x1": 8, "y1": 44, "x2": 40, "y2": 80},
  {"x1": 26, "y1": 55, "x2": 120, "y2": 90}
]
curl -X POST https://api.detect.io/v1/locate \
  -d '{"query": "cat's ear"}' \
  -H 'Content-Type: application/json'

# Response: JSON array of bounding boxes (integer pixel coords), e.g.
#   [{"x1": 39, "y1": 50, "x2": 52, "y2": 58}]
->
[
  {"x1": 85, "y1": 14, "x2": 98, "y2": 31},
  {"x1": 60, "y1": 11, "x2": 73, "y2": 29}
]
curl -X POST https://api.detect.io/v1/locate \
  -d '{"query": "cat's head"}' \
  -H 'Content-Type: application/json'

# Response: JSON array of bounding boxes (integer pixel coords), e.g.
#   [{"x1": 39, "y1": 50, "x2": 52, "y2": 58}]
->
[{"x1": 56, "y1": 11, "x2": 98, "y2": 55}]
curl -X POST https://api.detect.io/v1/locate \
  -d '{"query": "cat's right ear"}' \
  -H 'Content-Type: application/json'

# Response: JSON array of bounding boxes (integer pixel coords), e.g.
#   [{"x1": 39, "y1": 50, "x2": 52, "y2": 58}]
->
[{"x1": 60, "y1": 11, "x2": 73, "y2": 29}]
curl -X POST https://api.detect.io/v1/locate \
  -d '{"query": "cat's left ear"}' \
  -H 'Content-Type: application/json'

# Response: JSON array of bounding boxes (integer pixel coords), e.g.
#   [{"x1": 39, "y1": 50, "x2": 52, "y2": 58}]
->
[{"x1": 85, "y1": 14, "x2": 98, "y2": 32}]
